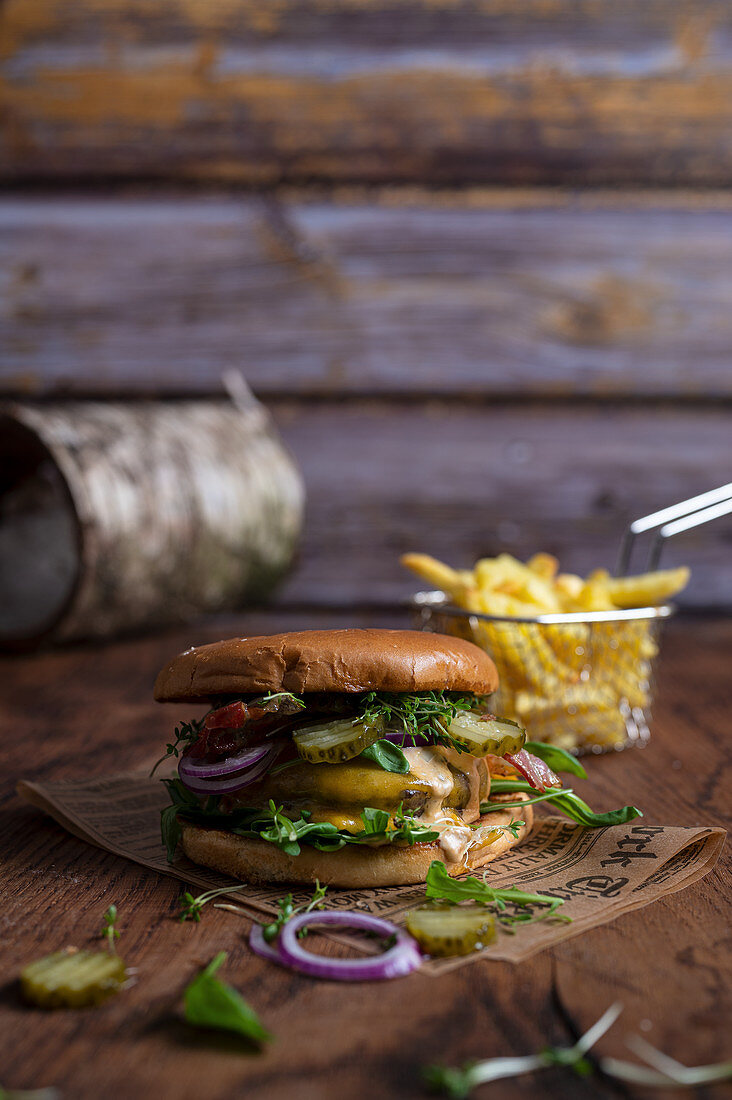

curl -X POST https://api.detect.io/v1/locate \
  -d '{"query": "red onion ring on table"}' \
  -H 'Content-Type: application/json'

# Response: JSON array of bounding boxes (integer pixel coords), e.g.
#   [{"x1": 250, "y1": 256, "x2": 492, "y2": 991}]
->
[
  {"x1": 249, "y1": 924, "x2": 284, "y2": 965},
  {"x1": 250, "y1": 911, "x2": 422, "y2": 981},
  {"x1": 278, "y1": 911, "x2": 422, "y2": 981}
]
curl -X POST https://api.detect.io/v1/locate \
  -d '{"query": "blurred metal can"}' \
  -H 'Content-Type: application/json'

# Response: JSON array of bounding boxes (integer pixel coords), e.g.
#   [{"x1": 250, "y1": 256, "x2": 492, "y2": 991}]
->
[
  {"x1": 409, "y1": 591, "x2": 674, "y2": 754},
  {"x1": 0, "y1": 396, "x2": 304, "y2": 647}
]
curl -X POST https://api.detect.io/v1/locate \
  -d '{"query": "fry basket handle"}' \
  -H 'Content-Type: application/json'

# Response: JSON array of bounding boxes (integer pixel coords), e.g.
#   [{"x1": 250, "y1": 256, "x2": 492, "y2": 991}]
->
[{"x1": 617, "y1": 483, "x2": 732, "y2": 575}]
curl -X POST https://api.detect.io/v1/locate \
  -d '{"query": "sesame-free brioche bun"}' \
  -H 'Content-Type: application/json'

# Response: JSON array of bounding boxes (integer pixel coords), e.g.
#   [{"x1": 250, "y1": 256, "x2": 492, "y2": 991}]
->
[
  {"x1": 154, "y1": 629, "x2": 498, "y2": 703},
  {"x1": 178, "y1": 796, "x2": 533, "y2": 888}
]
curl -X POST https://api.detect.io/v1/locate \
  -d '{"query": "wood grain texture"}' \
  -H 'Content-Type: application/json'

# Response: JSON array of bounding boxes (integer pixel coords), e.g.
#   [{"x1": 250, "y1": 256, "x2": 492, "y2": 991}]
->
[
  {"x1": 0, "y1": 611, "x2": 729, "y2": 1100},
  {"x1": 2, "y1": 0, "x2": 732, "y2": 185},
  {"x1": 267, "y1": 402, "x2": 732, "y2": 611},
  {"x1": 3, "y1": 193, "x2": 732, "y2": 398}
]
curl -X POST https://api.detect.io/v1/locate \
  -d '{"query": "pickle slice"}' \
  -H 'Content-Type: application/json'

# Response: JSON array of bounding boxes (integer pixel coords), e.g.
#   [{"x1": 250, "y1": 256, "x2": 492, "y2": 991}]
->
[
  {"x1": 447, "y1": 712, "x2": 525, "y2": 757},
  {"x1": 21, "y1": 949, "x2": 127, "y2": 1008},
  {"x1": 293, "y1": 718, "x2": 383, "y2": 764},
  {"x1": 406, "y1": 905, "x2": 496, "y2": 957}
]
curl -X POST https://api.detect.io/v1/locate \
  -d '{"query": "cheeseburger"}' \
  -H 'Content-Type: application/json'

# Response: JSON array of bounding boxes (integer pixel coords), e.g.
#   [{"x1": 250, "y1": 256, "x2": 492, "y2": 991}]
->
[{"x1": 154, "y1": 629, "x2": 549, "y2": 888}]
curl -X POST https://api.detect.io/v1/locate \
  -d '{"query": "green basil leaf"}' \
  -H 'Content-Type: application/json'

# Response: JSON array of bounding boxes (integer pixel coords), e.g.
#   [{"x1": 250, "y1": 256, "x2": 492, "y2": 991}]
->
[
  {"x1": 523, "y1": 741, "x2": 587, "y2": 779},
  {"x1": 487, "y1": 779, "x2": 642, "y2": 828},
  {"x1": 361, "y1": 740, "x2": 410, "y2": 773},
  {"x1": 184, "y1": 952, "x2": 271, "y2": 1044}
]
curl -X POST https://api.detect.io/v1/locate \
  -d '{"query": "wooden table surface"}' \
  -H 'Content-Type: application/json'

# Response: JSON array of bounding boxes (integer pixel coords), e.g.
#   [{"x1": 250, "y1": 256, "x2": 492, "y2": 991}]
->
[{"x1": 1, "y1": 610, "x2": 729, "y2": 1100}]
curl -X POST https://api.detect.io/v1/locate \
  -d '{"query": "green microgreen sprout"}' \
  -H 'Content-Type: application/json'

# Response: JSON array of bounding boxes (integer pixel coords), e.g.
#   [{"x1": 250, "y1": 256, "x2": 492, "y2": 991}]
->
[
  {"x1": 601, "y1": 1034, "x2": 732, "y2": 1088},
  {"x1": 178, "y1": 885, "x2": 246, "y2": 923},
  {"x1": 358, "y1": 690, "x2": 484, "y2": 751},
  {"x1": 100, "y1": 905, "x2": 120, "y2": 953},
  {"x1": 424, "y1": 1004, "x2": 732, "y2": 1097},
  {"x1": 258, "y1": 691, "x2": 306, "y2": 710},
  {"x1": 261, "y1": 881, "x2": 328, "y2": 944}
]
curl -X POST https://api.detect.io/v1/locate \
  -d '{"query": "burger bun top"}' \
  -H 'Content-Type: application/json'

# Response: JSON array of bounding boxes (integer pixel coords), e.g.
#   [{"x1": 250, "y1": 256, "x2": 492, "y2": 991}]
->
[{"x1": 154, "y1": 628, "x2": 498, "y2": 702}]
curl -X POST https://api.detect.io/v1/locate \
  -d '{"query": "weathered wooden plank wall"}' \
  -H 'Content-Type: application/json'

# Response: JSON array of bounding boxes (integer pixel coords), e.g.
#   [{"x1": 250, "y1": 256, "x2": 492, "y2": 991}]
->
[
  {"x1": 2, "y1": 194, "x2": 732, "y2": 398},
  {"x1": 270, "y1": 403, "x2": 731, "y2": 611},
  {"x1": 1, "y1": 0, "x2": 730, "y2": 611},
  {"x1": 2, "y1": 0, "x2": 732, "y2": 185}
]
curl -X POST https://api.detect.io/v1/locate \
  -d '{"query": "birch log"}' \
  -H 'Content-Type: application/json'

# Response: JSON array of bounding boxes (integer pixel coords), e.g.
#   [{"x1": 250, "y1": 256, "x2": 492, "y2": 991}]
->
[{"x1": 0, "y1": 399, "x2": 304, "y2": 646}]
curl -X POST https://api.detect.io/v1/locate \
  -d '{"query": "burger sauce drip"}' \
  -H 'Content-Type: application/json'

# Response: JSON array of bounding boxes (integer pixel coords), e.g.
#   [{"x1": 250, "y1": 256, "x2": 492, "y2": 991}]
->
[{"x1": 401, "y1": 746, "x2": 479, "y2": 866}]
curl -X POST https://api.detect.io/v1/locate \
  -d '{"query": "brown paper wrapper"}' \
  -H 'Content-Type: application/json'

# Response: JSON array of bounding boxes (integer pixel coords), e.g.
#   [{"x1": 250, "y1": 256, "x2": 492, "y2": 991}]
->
[{"x1": 17, "y1": 774, "x2": 725, "y2": 975}]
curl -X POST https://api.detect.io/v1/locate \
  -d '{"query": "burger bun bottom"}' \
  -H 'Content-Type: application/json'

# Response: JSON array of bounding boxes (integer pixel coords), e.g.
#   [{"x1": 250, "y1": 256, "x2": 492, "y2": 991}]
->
[{"x1": 179, "y1": 796, "x2": 534, "y2": 888}]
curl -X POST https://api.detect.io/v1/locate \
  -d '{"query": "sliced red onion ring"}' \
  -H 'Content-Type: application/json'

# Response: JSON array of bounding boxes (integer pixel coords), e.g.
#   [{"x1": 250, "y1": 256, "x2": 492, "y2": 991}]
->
[
  {"x1": 504, "y1": 748, "x2": 561, "y2": 792},
  {"x1": 249, "y1": 924, "x2": 284, "y2": 965},
  {"x1": 180, "y1": 742, "x2": 274, "y2": 779},
  {"x1": 178, "y1": 741, "x2": 284, "y2": 795},
  {"x1": 275, "y1": 911, "x2": 422, "y2": 981}
]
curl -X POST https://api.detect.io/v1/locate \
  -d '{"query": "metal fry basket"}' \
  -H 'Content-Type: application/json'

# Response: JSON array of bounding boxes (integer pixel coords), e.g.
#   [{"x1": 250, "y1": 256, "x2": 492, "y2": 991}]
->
[
  {"x1": 407, "y1": 483, "x2": 732, "y2": 754},
  {"x1": 410, "y1": 592, "x2": 674, "y2": 755}
]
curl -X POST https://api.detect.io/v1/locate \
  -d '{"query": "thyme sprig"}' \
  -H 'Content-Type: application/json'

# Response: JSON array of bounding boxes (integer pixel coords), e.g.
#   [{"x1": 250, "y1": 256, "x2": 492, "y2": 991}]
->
[{"x1": 150, "y1": 718, "x2": 203, "y2": 777}]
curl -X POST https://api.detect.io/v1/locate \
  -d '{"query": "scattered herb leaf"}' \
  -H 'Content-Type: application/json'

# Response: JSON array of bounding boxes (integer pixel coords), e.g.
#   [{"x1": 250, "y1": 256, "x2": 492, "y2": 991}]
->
[
  {"x1": 424, "y1": 860, "x2": 568, "y2": 928},
  {"x1": 184, "y1": 952, "x2": 271, "y2": 1044},
  {"x1": 501, "y1": 818, "x2": 525, "y2": 840}
]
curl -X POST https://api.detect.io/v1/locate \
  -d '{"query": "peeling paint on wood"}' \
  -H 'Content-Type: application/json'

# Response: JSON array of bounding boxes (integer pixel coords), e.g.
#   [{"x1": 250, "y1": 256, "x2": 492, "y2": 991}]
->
[{"x1": 2, "y1": 0, "x2": 732, "y2": 183}]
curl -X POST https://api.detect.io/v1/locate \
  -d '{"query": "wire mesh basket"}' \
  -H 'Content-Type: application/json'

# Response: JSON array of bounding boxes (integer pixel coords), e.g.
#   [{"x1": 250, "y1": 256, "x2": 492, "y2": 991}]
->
[{"x1": 409, "y1": 592, "x2": 674, "y2": 755}]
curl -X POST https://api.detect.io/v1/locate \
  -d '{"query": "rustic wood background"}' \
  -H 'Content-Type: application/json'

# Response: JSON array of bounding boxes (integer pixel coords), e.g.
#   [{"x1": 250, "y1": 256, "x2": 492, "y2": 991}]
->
[
  {"x1": 1, "y1": 9, "x2": 731, "y2": 1099},
  {"x1": 1, "y1": 0, "x2": 731, "y2": 612}
]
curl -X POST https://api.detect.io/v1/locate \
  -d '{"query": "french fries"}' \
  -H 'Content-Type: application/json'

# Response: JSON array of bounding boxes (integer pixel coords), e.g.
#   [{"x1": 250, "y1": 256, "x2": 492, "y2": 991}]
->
[{"x1": 402, "y1": 551, "x2": 689, "y2": 753}]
